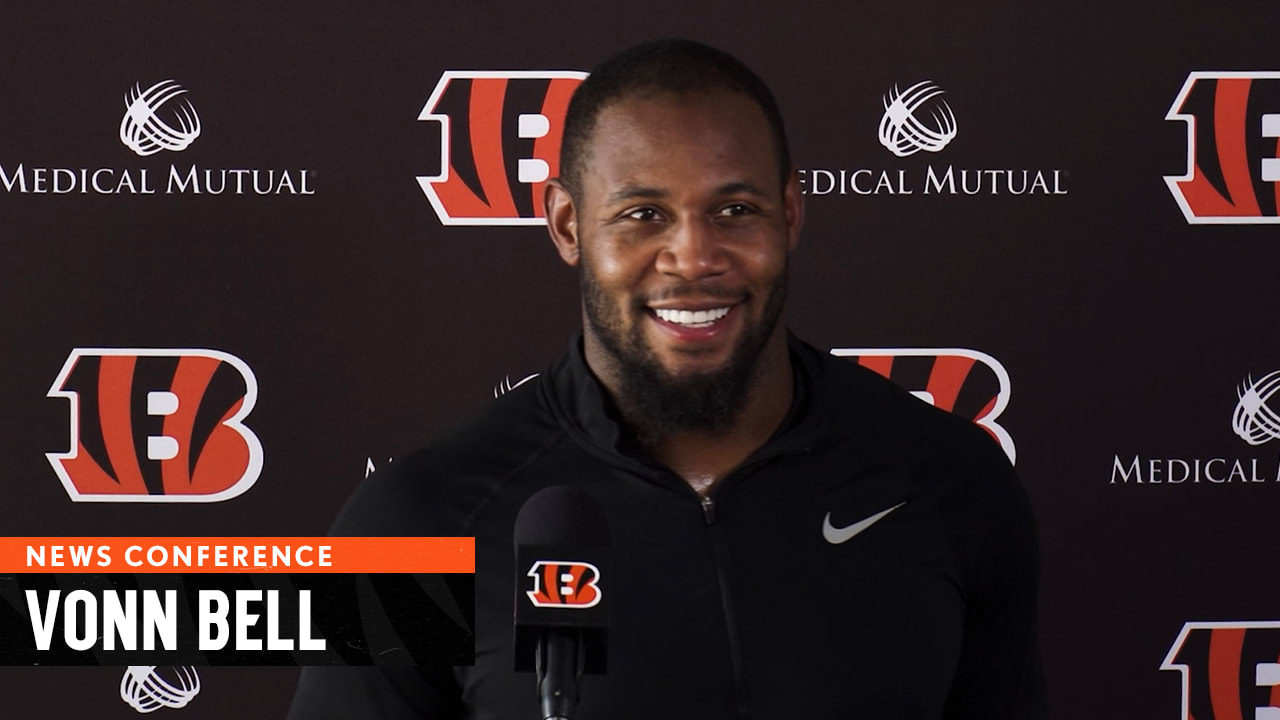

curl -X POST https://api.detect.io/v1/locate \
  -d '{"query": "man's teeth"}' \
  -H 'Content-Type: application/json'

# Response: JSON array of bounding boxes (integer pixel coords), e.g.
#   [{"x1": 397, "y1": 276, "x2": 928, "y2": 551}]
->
[{"x1": 653, "y1": 306, "x2": 731, "y2": 327}]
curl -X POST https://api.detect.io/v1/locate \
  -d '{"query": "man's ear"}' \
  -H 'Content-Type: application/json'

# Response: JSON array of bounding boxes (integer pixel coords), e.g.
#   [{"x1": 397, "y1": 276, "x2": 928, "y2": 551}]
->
[
  {"x1": 544, "y1": 179, "x2": 581, "y2": 267},
  {"x1": 783, "y1": 168, "x2": 805, "y2": 252}
]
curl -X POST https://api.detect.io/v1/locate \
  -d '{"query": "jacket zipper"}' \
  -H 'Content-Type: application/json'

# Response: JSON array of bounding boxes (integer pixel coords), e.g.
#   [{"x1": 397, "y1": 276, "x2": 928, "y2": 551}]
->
[{"x1": 700, "y1": 494, "x2": 750, "y2": 718}]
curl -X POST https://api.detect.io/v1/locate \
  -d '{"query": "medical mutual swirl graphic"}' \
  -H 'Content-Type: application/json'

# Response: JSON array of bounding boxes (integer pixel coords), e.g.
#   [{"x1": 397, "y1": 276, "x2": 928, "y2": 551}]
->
[
  {"x1": 120, "y1": 666, "x2": 201, "y2": 713},
  {"x1": 1233, "y1": 371, "x2": 1280, "y2": 446},
  {"x1": 119, "y1": 80, "x2": 201, "y2": 157},
  {"x1": 877, "y1": 80, "x2": 957, "y2": 157}
]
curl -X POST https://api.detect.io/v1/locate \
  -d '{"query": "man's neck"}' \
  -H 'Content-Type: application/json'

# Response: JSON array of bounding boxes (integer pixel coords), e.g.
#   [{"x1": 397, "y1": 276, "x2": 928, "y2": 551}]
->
[{"x1": 587, "y1": 331, "x2": 794, "y2": 496}]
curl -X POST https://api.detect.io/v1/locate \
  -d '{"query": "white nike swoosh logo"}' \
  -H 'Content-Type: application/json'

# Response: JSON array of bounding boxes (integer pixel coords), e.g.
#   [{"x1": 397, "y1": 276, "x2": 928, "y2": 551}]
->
[{"x1": 822, "y1": 501, "x2": 907, "y2": 544}]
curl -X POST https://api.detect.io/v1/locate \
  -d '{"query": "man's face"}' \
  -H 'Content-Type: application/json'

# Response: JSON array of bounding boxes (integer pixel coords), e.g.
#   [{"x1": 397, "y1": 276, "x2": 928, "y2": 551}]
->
[{"x1": 556, "y1": 90, "x2": 802, "y2": 419}]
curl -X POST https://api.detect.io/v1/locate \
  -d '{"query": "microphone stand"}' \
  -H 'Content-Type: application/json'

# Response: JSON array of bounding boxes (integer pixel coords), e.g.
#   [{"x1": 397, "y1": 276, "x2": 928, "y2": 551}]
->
[{"x1": 536, "y1": 628, "x2": 583, "y2": 720}]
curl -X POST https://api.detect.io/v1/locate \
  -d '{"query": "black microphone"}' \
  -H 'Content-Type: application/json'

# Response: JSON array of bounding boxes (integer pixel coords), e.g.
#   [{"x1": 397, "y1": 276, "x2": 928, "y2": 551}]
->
[{"x1": 513, "y1": 486, "x2": 610, "y2": 720}]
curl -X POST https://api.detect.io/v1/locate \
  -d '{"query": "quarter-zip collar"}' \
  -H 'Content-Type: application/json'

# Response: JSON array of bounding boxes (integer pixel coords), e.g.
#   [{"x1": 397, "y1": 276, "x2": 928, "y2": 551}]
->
[{"x1": 541, "y1": 330, "x2": 829, "y2": 478}]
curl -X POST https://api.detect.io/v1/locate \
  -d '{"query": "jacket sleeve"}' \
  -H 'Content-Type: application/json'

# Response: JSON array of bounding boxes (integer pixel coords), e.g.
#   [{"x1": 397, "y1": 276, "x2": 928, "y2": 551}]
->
[
  {"x1": 941, "y1": 445, "x2": 1048, "y2": 720},
  {"x1": 287, "y1": 458, "x2": 468, "y2": 719}
]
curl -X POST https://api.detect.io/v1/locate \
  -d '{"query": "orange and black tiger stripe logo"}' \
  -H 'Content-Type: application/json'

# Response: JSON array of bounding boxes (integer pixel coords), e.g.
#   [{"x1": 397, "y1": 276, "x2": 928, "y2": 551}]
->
[
  {"x1": 417, "y1": 71, "x2": 587, "y2": 226},
  {"x1": 1162, "y1": 621, "x2": 1280, "y2": 719},
  {"x1": 525, "y1": 560, "x2": 602, "y2": 608},
  {"x1": 47, "y1": 349, "x2": 262, "y2": 502},
  {"x1": 1166, "y1": 72, "x2": 1280, "y2": 224}
]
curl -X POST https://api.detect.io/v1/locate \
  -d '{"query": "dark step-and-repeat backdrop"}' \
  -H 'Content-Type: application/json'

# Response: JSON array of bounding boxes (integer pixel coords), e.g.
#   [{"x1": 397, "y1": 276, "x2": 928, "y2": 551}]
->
[{"x1": 3, "y1": 2, "x2": 1279, "y2": 718}]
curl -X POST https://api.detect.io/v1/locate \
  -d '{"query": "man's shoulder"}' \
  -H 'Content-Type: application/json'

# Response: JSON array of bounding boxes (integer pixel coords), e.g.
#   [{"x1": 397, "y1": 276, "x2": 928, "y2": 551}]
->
[
  {"x1": 415, "y1": 375, "x2": 567, "y2": 479},
  {"x1": 811, "y1": 347, "x2": 1033, "y2": 568},
  {"x1": 810, "y1": 346, "x2": 1014, "y2": 486},
  {"x1": 330, "y1": 378, "x2": 568, "y2": 536}
]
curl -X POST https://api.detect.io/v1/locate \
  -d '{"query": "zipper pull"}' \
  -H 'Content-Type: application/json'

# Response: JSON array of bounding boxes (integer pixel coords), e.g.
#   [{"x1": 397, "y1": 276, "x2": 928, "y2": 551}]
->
[{"x1": 701, "y1": 495, "x2": 717, "y2": 525}]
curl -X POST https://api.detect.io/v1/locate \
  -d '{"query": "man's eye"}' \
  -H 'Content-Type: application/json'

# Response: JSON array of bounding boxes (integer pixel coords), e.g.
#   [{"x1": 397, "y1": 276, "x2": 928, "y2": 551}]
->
[
  {"x1": 718, "y1": 203, "x2": 755, "y2": 217},
  {"x1": 625, "y1": 207, "x2": 661, "y2": 221}
]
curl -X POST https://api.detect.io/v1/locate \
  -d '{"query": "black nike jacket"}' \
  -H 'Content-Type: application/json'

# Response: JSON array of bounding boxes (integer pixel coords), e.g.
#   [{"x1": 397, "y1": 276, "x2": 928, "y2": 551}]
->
[{"x1": 288, "y1": 334, "x2": 1047, "y2": 719}]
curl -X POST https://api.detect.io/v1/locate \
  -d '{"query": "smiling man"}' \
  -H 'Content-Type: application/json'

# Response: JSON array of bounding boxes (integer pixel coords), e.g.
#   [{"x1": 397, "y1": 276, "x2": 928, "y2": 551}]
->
[
  {"x1": 290, "y1": 39, "x2": 1046, "y2": 719},
  {"x1": 545, "y1": 74, "x2": 800, "y2": 496}
]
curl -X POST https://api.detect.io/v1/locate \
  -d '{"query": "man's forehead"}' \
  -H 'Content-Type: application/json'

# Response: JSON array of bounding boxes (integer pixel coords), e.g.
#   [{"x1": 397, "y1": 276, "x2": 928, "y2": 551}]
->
[
  {"x1": 604, "y1": 181, "x2": 771, "y2": 205},
  {"x1": 579, "y1": 90, "x2": 779, "y2": 198}
]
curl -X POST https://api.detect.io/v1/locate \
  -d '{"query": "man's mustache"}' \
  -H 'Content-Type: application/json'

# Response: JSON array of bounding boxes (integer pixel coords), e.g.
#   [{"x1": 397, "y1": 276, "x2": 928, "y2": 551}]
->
[{"x1": 636, "y1": 284, "x2": 749, "y2": 306}]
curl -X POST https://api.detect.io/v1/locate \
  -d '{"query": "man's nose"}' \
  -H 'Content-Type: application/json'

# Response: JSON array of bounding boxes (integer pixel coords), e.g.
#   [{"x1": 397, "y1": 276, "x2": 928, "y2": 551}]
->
[{"x1": 655, "y1": 217, "x2": 729, "y2": 280}]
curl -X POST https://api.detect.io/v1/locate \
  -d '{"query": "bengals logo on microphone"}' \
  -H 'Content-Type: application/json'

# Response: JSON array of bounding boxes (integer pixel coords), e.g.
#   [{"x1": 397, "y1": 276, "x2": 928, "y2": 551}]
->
[
  {"x1": 525, "y1": 560, "x2": 602, "y2": 608},
  {"x1": 47, "y1": 348, "x2": 263, "y2": 502},
  {"x1": 830, "y1": 347, "x2": 1016, "y2": 464},
  {"x1": 1162, "y1": 621, "x2": 1280, "y2": 719},
  {"x1": 417, "y1": 71, "x2": 587, "y2": 226},
  {"x1": 1166, "y1": 72, "x2": 1280, "y2": 224}
]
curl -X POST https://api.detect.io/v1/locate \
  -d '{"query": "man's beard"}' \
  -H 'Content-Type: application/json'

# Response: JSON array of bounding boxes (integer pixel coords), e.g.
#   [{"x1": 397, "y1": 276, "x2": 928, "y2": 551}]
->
[{"x1": 581, "y1": 263, "x2": 786, "y2": 443}]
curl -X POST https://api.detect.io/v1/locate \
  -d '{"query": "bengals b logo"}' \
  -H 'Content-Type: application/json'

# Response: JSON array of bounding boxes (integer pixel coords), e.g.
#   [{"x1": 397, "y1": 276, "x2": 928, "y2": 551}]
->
[
  {"x1": 1162, "y1": 621, "x2": 1280, "y2": 719},
  {"x1": 47, "y1": 349, "x2": 262, "y2": 502},
  {"x1": 1165, "y1": 72, "x2": 1280, "y2": 224},
  {"x1": 525, "y1": 560, "x2": 602, "y2": 608},
  {"x1": 830, "y1": 347, "x2": 1016, "y2": 464},
  {"x1": 417, "y1": 71, "x2": 587, "y2": 226}
]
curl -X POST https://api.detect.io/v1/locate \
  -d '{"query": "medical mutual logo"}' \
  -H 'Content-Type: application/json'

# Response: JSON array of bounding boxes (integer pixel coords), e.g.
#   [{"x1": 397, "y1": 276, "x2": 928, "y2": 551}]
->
[
  {"x1": 878, "y1": 81, "x2": 957, "y2": 157},
  {"x1": 1233, "y1": 371, "x2": 1280, "y2": 446},
  {"x1": 801, "y1": 79, "x2": 1069, "y2": 198},
  {"x1": 120, "y1": 665, "x2": 201, "y2": 713},
  {"x1": 120, "y1": 80, "x2": 201, "y2": 157},
  {"x1": 0, "y1": 78, "x2": 313, "y2": 197},
  {"x1": 1111, "y1": 369, "x2": 1280, "y2": 485},
  {"x1": 493, "y1": 373, "x2": 539, "y2": 399}
]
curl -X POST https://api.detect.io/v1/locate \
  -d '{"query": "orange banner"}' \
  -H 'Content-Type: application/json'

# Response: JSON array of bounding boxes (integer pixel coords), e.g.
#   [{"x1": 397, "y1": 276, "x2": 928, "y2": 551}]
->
[{"x1": 0, "y1": 537, "x2": 474, "y2": 573}]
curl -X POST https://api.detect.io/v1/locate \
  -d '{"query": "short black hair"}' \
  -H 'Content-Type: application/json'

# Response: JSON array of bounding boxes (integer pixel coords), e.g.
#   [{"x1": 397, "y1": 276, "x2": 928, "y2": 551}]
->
[{"x1": 558, "y1": 38, "x2": 792, "y2": 202}]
